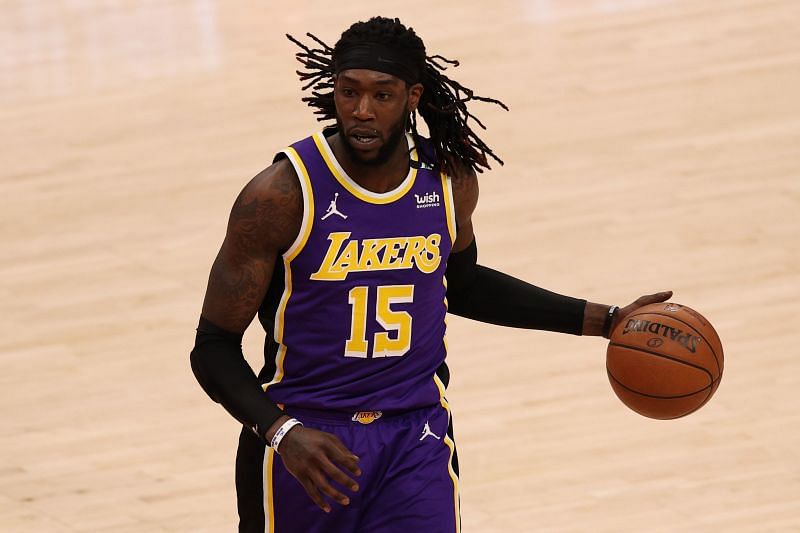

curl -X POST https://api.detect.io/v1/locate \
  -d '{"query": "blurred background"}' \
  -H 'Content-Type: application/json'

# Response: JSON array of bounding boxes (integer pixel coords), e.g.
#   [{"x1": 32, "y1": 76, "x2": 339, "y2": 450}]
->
[{"x1": 1, "y1": 1, "x2": 798, "y2": 531}]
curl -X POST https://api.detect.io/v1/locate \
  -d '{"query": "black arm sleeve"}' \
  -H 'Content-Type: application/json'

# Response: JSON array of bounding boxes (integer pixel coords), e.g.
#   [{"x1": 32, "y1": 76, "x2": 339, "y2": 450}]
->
[
  {"x1": 446, "y1": 238, "x2": 586, "y2": 335},
  {"x1": 190, "y1": 317, "x2": 284, "y2": 441}
]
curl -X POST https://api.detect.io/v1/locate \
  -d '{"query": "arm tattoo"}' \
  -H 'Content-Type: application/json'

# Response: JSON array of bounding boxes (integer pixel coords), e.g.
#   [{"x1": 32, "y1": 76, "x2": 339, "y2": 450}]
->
[{"x1": 203, "y1": 163, "x2": 303, "y2": 332}]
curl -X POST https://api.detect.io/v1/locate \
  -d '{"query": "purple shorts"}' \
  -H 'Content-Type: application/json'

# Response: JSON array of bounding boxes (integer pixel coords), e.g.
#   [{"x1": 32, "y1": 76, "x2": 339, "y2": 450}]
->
[{"x1": 236, "y1": 403, "x2": 460, "y2": 532}]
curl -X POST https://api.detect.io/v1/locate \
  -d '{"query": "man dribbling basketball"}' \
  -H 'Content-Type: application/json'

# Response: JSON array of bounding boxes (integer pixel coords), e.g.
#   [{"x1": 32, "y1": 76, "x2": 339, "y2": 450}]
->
[{"x1": 190, "y1": 16, "x2": 671, "y2": 532}]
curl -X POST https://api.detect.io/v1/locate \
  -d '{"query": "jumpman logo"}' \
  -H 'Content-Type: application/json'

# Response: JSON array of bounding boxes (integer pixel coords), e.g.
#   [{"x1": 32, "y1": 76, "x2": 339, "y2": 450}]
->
[
  {"x1": 419, "y1": 421, "x2": 441, "y2": 441},
  {"x1": 321, "y1": 192, "x2": 348, "y2": 220}
]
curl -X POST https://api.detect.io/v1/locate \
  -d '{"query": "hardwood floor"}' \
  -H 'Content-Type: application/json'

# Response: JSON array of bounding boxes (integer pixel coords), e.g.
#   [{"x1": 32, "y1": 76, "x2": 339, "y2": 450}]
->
[{"x1": 1, "y1": 1, "x2": 798, "y2": 530}]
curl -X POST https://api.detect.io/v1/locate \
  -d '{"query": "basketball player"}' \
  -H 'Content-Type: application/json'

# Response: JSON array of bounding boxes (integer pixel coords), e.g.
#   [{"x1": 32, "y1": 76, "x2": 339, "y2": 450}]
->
[{"x1": 190, "y1": 17, "x2": 671, "y2": 532}]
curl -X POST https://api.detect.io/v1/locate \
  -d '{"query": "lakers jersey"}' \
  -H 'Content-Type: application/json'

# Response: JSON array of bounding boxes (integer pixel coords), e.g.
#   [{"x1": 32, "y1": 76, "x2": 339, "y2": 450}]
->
[{"x1": 260, "y1": 132, "x2": 456, "y2": 412}]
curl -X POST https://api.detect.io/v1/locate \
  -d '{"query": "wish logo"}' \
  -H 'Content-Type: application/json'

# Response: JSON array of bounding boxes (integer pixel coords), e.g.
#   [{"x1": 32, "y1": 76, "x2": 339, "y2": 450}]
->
[{"x1": 415, "y1": 191, "x2": 440, "y2": 209}]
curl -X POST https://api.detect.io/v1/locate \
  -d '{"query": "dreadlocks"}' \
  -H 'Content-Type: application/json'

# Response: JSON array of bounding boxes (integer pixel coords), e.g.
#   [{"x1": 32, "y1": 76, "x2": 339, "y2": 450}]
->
[{"x1": 286, "y1": 16, "x2": 508, "y2": 174}]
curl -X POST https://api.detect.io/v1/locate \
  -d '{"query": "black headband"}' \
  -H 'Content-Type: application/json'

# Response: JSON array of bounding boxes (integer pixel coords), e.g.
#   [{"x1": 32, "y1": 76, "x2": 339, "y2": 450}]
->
[{"x1": 334, "y1": 43, "x2": 422, "y2": 84}]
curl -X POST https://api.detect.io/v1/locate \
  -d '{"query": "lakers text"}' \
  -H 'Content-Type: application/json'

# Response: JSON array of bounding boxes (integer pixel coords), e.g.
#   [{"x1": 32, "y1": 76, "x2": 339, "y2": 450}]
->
[{"x1": 311, "y1": 232, "x2": 442, "y2": 281}]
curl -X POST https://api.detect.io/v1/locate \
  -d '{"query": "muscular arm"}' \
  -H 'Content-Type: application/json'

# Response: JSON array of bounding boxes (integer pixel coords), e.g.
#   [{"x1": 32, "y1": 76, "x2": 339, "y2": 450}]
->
[
  {"x1": 191, "y1": 159, "x2": 302, "y2": 437},
  {"x1": 190, "y1": 159, "x2": 361, "y2": 511},
  {"x1": 202, "y1": 160, "x2": 301, "y2": 331}
]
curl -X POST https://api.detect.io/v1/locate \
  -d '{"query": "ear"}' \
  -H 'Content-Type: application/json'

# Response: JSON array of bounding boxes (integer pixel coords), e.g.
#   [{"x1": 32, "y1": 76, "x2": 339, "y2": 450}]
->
[{"x1": 407, "y1": 82, "x2": 424, "y2": 113}]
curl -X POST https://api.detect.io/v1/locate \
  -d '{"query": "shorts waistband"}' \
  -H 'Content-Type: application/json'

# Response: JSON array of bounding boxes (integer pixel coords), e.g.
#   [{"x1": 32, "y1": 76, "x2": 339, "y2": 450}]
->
[{"x1": 282, "y1": 405, "x2": 438, "y2": 426}]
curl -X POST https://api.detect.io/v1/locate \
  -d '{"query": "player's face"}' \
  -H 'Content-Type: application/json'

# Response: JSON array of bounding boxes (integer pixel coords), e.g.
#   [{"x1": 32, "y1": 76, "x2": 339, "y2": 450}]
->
[{"x1": 334, "y1": 69, "x2": 423, "y2": 166}]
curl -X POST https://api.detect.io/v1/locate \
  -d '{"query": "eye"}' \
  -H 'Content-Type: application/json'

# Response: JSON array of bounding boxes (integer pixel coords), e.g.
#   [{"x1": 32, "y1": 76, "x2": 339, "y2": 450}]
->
[
  {"x1": 376, "y1": 92, "x2": 392, "y2": 101},
  {"x1": 340, "y1": 87, "x2": 355, "y2": 97}
]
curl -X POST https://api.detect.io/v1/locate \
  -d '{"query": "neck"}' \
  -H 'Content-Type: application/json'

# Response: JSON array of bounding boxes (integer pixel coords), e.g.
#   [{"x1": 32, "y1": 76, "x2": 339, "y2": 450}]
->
[{"x1": 329, "y1": 133, "x2": 411, "y2": 194}]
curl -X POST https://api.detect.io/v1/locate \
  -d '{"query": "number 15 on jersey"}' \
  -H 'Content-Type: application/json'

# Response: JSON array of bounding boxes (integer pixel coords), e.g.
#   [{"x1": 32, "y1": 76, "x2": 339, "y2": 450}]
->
[{"x1": 345, "y1": 284, "x2": 414, "y2": 358}]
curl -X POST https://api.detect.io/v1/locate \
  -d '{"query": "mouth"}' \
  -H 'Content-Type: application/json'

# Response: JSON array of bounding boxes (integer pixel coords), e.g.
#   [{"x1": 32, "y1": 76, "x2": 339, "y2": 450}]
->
[{"x1": 348, "y1": 129, "x2": 381, "y2": 149}]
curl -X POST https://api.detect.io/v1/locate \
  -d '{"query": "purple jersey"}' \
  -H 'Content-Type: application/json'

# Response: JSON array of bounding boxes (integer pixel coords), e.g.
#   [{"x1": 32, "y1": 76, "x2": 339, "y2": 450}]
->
[{"x1": 263, "y1": 132, "x2": 456, "y2": 412}]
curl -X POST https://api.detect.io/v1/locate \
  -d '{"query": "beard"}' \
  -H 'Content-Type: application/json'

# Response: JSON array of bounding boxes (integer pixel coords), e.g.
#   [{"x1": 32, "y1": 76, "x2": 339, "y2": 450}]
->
[{"x1": 335, "y1": 113, "x2": 408, "y2": 167}]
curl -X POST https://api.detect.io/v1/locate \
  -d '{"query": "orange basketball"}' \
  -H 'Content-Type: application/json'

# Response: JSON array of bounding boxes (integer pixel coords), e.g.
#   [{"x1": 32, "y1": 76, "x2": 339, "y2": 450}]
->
[{"x1": 606, "y1": 302, "x2": 723, "y2": 419}]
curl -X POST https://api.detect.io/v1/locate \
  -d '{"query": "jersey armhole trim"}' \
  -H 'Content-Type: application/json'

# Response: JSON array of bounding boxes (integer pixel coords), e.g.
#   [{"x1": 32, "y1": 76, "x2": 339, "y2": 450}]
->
[
  {"x1": 280, "y1": 147, "x2": 315, "y2": 261},
  {"x1": 267, "y1": 147, "x2": 313, "y2": 379},
  {"x1": 441, "y1": 172, "x2": 457, "y2": 244}
]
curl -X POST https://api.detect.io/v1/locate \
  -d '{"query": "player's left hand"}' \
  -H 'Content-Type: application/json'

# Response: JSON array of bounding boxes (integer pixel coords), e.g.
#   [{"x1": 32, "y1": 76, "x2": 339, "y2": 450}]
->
[{"x1": 612, "y1": 291, "x2": 673, "y2": 333}]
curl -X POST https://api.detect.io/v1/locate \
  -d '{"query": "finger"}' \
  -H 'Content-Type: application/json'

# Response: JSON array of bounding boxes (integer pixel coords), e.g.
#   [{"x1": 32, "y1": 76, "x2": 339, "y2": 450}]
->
[
  {"x1": 325, "y1": 437, "x2": 362, "y2": 477},
  {"x1": 299, "y1": 477, "x2": 331, "y2": 513},
  {"x1": 341, "y1": 457, "x2": 362, "y2": 478},
  {"x1": 320, "y1": 456, "x2": 360, "y2": 493},
  {"x1": 640, "y1": 290, "x2": 673, "y2": 304},
  {"x1": 335, "y1": 452, "x2": 362, "y2": 478},
  {"x1": 311, "y1": 470, "x2": 352, "y2": 507}
]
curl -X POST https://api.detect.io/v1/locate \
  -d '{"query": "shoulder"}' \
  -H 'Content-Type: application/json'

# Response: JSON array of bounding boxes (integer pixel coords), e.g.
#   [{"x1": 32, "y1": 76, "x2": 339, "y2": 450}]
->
[
  {"x1": 445, "y1": 156, "x2": 478, "y2": 226},
  {"x1": 228, "y1": 157, "x2": 303, "y2": 254},
  {"x1": 234, "y1": 157, "x2": 302, "y2": 218}
]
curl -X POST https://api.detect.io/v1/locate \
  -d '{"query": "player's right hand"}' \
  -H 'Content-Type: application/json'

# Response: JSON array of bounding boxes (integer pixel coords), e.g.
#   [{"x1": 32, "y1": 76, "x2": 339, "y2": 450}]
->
[{"x1": 277, "y1": 426, "x2": 362, "y2": 513}]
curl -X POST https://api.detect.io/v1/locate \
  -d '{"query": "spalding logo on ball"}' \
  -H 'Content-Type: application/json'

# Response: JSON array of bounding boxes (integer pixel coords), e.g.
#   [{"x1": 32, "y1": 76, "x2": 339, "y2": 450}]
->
[{"x1": 606, "y1": 302, "x2": 723, "y2": 419}]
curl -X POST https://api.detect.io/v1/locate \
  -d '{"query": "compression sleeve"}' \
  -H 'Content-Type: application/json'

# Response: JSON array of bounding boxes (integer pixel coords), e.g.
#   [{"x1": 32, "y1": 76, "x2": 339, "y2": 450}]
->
[
  {"x1": 446, "y1": 238, "x2": 586, "y2": 335},
  {"x1": 190, "y1": 316, "x2": 284, "y2": 440}
]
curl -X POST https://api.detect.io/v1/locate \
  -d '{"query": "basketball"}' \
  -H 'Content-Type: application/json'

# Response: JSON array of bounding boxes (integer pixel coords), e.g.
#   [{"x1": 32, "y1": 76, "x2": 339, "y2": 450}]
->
[{"x1": 606, "y1": 302, "x2": 724, "y2": 419}]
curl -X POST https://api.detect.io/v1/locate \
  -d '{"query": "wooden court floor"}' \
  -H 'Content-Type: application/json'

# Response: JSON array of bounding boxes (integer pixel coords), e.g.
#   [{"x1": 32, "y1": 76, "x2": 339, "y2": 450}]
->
[{"x1": 1, "y1": 0, "x2": 798, "y2": 531}]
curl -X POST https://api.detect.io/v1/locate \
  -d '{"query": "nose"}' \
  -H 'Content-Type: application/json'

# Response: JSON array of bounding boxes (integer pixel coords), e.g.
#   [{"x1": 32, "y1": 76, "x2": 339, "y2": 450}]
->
[{"x1": 352, "y1": 95, "x2": 375, "y2": 121}]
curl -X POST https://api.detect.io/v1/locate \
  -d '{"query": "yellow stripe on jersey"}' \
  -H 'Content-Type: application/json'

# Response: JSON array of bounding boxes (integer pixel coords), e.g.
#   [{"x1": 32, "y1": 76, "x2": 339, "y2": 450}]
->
[
  {"x1": 282, "y1": 147, "x2": 315, "y2": 262},
  {"x1": 264, "y1": 447, "x2": 276, "y2": 533},
  {"x1": 433, "y1": 373, "x2": 449, "y2": 410},
  {"x1": 442, "y1": 276, "x2": 449, "y2": 351},
  {"x1": 312, "y1": 132, "x2": 419, "y2": 205},
  {"x1": 265, "y1": 146, "x2": 315, "y2": 390},
  {"x1": 433, "y1": 373, "x2": 461, "y2": 533},
  {"x1": 441, "y1": 172, "x2": 457, "y2": 244},
  {"x1": 443, "y1": 433, "x2": 461, "y2": 533}
]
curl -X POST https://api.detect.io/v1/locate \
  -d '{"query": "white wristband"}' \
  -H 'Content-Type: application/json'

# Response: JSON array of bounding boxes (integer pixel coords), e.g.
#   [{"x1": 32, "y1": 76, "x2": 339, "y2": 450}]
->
[{"x1": 271, "y1": 418, "x2": 303, "y2": 453}]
